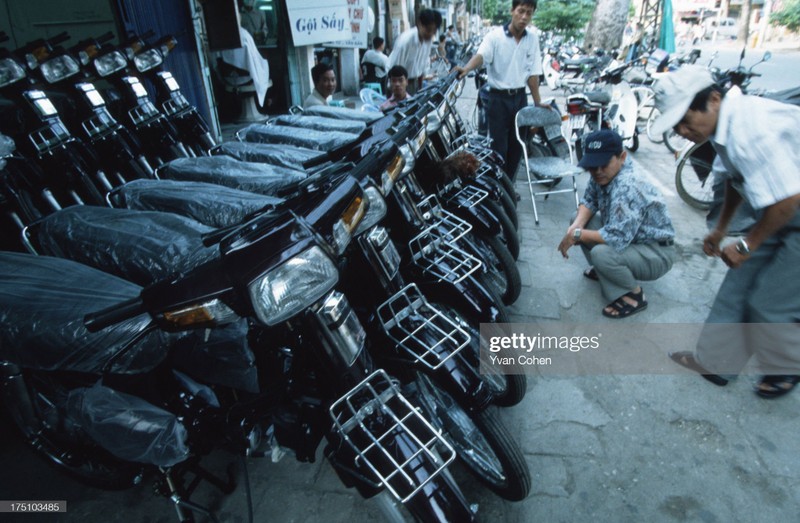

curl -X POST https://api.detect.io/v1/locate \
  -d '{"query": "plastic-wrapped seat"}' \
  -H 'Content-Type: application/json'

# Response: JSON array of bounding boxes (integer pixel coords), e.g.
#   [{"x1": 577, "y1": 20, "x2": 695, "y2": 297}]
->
[
  {"x1": 237, "y1": 123, "x2": 358, "y2": 151},
  {"x1": 109, "y1": 179, "x2": 283, "y2": 229},
  {"x1": 515, "y1": 106, "x2": 584, "y2": 225},
  {"x1": 303, "y1": 104, "x2": 382, "y2": 123},
  {"x1": 212, "y1": 141, "x2": 325, "y2": 171},
  {"x1": 158, "y1": 156, "x2": 307, "y2": 196},
  {"x1": 24, "y1": 206, "x2": 218, "y2": 287},
  {"x1": 271, "y1": 114, "x2": 367, "y2": 135}
]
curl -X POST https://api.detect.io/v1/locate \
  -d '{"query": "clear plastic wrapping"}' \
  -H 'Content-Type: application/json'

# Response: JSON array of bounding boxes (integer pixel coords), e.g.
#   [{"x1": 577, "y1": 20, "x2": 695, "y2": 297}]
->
[
  {"x1": 213, "y1": 141, "x2": 325, "y2": 171},
  {"x1": 159, "y1": 156, "x2": 307, "y2": 196},
  {"x1": 302, "y1": 105, "x2": 382, "y2": 123},
  {"x1": 32, "y1": 206, "x2": 219, "y2": 287},
  {"x1": 272, "y1": 114, "x2": 366, "y2": 135},
  {"x1": 239, "y1": 123, "x2": 358, "y2": 151},
  {"x1": 112, "y1": 179, "x2": 282, "y2": 229},
  {"x1": 0, "y1": 252, "x2": 170, "y2": 374},
  {"x1": 66, "y1": 383, "x2": 190, "y2": 467},
  {"x1": 172, "y1": 320, "x2": 259, "y2": 393}
]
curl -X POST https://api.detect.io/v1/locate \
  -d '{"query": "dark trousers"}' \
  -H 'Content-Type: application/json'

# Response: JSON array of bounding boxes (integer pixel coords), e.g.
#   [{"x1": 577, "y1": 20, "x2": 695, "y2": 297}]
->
[{"x1": 486, "y1": 90, "x2": 527, "y2": 180}]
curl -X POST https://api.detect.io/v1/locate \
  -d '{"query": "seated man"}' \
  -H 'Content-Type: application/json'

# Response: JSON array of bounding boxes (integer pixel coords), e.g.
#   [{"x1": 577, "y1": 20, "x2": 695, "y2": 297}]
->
[
  {"x1": 557, "y1": 130, "x2": 676, "y2": 319},
  {"x1": 303, "y1": 63, "x2": 336, "y2": 109},
  {"x1": 361, "y1": 36, "x2": 390, "y2": 85},
  {"x1": 379, "y1": 65, "x2": 412, "y2": 112}
]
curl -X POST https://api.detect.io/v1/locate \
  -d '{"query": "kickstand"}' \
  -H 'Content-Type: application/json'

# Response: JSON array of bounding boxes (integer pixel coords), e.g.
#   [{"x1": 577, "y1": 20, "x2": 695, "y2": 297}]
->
[{"x1": 158, "y1": 459, "x2": 238, "y2": 523}]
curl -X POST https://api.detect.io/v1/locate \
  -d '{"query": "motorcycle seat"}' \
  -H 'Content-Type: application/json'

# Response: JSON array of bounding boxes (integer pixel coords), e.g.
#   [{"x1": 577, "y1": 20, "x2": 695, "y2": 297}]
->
[
  {"x1": 212, "y1": 141, "x2": 326, "y2": 171},
  {"x1": 27, "y1": 206, "x2": 219, "y2": 287},
  {"x1": 583, "y1": 91, "x2": 611, "y2": 104},
  {"x1": 270, "y1": 114, "x2": 367, "y2": 135},
  {"x1": 303, "y1": 105, "x2": 383, "y2": 123},
  {"x1": 0, "y1": 251, "x2": 171, "y2": 374},
  {"x1": 109, "y1": 179, "x2": 284, "y2": 229},
  {"x1": 158, "y1": 156, "x2": 307, "y2": 197},
  {"x1": 238, "y1": 122, "x2": 359, "y2": 151}
]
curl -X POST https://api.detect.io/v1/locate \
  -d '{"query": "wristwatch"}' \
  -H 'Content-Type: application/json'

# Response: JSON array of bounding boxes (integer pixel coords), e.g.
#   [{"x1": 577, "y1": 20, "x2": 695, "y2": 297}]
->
[
  {"x1": 572, "y1": 228, "x2": 582, "y2": 242},
  {"x1": 735, "y1": 238, "x2": 751, "y2": 255}
]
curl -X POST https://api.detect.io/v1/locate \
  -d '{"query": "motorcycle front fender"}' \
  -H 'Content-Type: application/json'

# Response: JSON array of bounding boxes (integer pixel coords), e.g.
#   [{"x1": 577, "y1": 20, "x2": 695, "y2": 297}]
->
[
  {"x1": 440, "y1": 196, "x2": 501, "y2": 238},
  {"x1": 414, "y1": 271, "x2": 507, "y2": 325}
]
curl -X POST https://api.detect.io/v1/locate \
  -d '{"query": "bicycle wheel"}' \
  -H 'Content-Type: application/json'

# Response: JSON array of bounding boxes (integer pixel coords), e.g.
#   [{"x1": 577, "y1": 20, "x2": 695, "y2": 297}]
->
[
  {"x1": 645, "y1": 106, "x2": 665, "y2": 144},
  {"x1": 663, "y1": 129, "x2": 691, "y2": 154},
  {"x1": 675, "y1": 140, "x2": 715, "y2": 210}
]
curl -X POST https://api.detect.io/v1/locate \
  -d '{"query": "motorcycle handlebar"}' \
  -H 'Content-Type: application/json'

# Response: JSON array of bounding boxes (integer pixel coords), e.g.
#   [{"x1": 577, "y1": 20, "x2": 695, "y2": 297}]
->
[
  {"x1": 47, "y1": 31, "x2": 70, "y2": 47},
  {"x1": 84, "y1": 296, "x2": 145, "y2": 332}
]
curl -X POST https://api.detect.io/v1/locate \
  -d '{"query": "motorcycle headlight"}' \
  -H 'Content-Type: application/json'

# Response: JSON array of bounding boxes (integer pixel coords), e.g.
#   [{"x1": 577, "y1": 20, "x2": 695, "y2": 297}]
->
[
  {"x1": 380, "y1": 152, "x2": 405, "y2": 195},
  {"x1": 353, "y1": 186, "x2": 387, "y2": 237},
  {"x1": 94, "y1": 51, "x2": 128, "y2": 77},
  {"x1": 248, "y1": 246, "x2": 339, "y2": 326},
  {"x1": 134, "y1": 49, "x2": 163, "y2": 73},
  {"x1": 159, "y1": 298, "x2": 239, "y2": 328},
  {"x1": 410, "y1": 126, "x2": 428, "y2": 157},
  {"x1": 39, "y1": 55, "x2": 80, "y2": 84},
  {"x1": 333, "y1": 194, "x2": 366, "y2": 255},
  {"x1": 399, "y1": 144, "x2": 415, "y2": 174},
  {"x1": 426, "y1": 106, "x2": 443, "y2": 133},
  {"x1": 0, "y1": 58, "x2": 25, "y2": 88}
]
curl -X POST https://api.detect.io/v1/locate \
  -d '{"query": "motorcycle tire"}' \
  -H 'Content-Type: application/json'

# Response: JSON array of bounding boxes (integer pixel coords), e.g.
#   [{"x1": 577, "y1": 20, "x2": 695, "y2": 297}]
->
[
  {"x1": 465, "y1": 232, "x2": 521, "y2": 305},
  {"x1": 625, "y1": 129, "x2": 639, "y2": 153},
  {"x1": 675, "y1": 141, "x2": 714, "y2": 210},
  {"x1": 413, "y1": 372, "x2": 531, "y2": 501},
  {"x1": 3, "y1": 372, "x2": 141, "y2": 490},
  {"x1": 481, "y1": 198, "x2": 520, "y2": 260}
]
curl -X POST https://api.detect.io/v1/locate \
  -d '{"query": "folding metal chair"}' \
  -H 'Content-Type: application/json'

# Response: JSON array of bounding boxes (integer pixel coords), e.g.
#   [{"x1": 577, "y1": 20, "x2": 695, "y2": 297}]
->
[{"x1": 514, "y1": 105, "x2": 585, "y2": 225}]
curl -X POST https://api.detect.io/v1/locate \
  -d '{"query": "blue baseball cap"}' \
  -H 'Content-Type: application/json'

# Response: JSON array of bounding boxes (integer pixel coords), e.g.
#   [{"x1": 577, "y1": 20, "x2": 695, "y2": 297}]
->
[{"x1": 578, "y1": 129, "x2": 623, "y2": 169}]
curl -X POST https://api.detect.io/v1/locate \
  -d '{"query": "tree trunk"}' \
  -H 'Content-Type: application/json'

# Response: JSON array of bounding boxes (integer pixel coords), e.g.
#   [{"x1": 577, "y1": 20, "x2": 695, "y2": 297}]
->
[
  {"x1": 738, "y1": 0, "x2": 752, "y2": 42},
  {"x1": 583, "y1": 0, "x2": 630, "y2": 51}
]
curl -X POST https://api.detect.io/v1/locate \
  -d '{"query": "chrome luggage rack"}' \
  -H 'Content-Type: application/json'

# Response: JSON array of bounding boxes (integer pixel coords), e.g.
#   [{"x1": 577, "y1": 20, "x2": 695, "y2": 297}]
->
[
  {"x1": 416, "y1": 195, "x2": 471, "y2": 243},
  {"x1": 451, "y1": 184, "x2": 488, "y2": 209},
  {"x1": 329, "y1": 369, "x2": 456, "y2": 503},
  {"x1": 408, "y1": 224, "x2": 481, "y2": 284},
  {"x1": 377, "y1": 283, "x2": 470, "y2": 370}
]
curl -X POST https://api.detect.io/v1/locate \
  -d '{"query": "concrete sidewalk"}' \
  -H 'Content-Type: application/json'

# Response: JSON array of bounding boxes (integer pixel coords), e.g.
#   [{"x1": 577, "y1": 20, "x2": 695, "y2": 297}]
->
[{"x1": 1, "y1": 80, "x2": 798, "y2": 523}]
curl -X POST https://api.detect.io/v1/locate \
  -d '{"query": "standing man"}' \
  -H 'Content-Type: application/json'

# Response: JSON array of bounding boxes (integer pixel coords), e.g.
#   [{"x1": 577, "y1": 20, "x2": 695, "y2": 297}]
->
[
  {"x1": 445, "y1": 25, "x2": 461, "y2": 64},
  {"x1": 455, "y1": 0, "x2": 543, "y2": 180},
  {"x1": 650, "y1": 66, "x2": 800, "y2": 398},
  {"x1": 388, "y1": 8, "x2": 442, "y2": 95},
  {"x1": 557, "y1": 130, "x2": 676, "y2": 319},
  {"x1": 361, "y1": 37, "x2": 390, "y2": 85},
  {"x1": 303, "y1": 63, "x2": 336, "y2": 109}
]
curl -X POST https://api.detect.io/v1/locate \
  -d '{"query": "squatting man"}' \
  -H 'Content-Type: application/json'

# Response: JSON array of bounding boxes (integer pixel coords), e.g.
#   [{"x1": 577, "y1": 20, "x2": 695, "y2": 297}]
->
[{"x1": 558, "y1": 129, "x2": 676, "y2": 319}]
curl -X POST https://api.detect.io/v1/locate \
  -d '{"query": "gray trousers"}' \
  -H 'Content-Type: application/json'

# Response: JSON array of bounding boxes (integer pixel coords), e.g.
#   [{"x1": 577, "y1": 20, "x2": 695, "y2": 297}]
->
[
  {"x1": 580, "y1": 215, "x2": 676, "y2": 302},
  {"x1": 696, "y1": 213, "x2": 800, "y2": 375}
]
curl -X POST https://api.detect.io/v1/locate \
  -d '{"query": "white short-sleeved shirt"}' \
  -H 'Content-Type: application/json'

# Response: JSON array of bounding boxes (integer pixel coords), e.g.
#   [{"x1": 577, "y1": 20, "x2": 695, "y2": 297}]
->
[
  {"x1": 361, "y1": 49, "x2": 390, "y2": 78},
  {"x1": 388, "y1": 28, "x2": 433, "y2": 80},
  {"x1": 477, "y1": 24, "x2": 543, "y2": 90},
  {"x1": 303, "y1": 89, "x2": 330, "y2": 109},
  {"x1": 712, "y1": 87, "x2": 800, "y2": 209}
]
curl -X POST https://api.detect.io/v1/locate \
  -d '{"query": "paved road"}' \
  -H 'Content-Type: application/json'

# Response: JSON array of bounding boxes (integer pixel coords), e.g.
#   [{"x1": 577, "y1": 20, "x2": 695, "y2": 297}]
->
[{"x1": 1, "y1": 53, "x2": 798, "y2": 523}]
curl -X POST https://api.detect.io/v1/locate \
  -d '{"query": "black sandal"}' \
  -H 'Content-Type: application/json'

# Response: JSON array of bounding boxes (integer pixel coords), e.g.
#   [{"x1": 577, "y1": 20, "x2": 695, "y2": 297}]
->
[
  {"x1": 602, "y1": 289, "x2": 647, "y2": 319},
  {"x1": 668, "y1": 351, "x2": 729, "y2": 386},
  {"x1": 583, "y1": 267, "x2": 599, "y2": 281},
  {"x1": 755, "y1": 375, "x2": 800, "y2": 399}
]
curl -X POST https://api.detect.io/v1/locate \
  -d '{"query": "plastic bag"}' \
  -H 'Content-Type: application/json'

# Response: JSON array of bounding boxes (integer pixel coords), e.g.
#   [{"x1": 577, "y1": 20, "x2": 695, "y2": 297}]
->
[
  {"x1": 112, "y1": 179, "x2": 283, "y2": 229},
  {"x1": 239, "y1": 123, "x2": 358, "y2": 151},
  {"x1": 213, "y1": 141, "x2": 325, "y2": 171},
  {"x1": 303, "y1": 105, "x2": 382, "y2": 123},
  {"x1": 0, "y1": 252, "x2": 170, "y2": 374},
  {"x1": 66, "y1": 383, "x2": 190, "y2": 467},
  {"x1": 159, "y1": 156, "x2": 307, "y2": 196},
  {"x1": 33, "y1": 206, "x2": 219, "y2": 287},
  {"x1": 272, "y1": 114, "x2": 366, "y2": 135}
]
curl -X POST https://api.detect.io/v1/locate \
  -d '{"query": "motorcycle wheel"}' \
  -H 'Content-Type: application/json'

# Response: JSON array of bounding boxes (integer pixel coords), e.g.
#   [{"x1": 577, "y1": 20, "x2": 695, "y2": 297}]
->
[
  {"x1": 413, "y1": 372, "x2": 531, "y2": 501},
  {"x1": 675, "y1": 141, "x2": 714, "y2": 210},
  {"x1": 3, "y1": 372, "x2": 142, "y2": 490},
  {"x1": 625, "y1": 129, "x2": 639, "y2": 153},
  {"x1": 481, "y1": 198, "x2": 520, "y2": 259},
  {"x1": 466, "y1": 233, "x2": 521, "y2": 305}
]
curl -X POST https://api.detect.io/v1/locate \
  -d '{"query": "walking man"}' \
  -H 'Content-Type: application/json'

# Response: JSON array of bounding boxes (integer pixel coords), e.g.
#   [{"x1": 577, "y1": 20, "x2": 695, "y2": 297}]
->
[
  {"x1": 388, "y1": 9, "x2": 442, "y2": 95},
  {"x1": 651, "y1": 66, "x2": 800, "y2": 398},
  {"x1": 455, "y1": 0, "x2": 543, "y2": 179}
]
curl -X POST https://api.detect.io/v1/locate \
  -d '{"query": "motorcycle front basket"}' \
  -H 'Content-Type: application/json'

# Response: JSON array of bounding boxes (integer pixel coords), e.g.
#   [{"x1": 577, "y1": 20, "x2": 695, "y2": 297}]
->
[
  {"x1": 377, "y1": 283, "x2": 470, "y2": 370},
  {"x1": 329, "y1": 369, "x2": 456, "y2": 503}
]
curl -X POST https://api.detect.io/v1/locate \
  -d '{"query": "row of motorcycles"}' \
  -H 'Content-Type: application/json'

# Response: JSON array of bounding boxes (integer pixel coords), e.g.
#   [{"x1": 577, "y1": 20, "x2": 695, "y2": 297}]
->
[{"x1": 0, "y1": 29, "x2": 532, "y2": 522}]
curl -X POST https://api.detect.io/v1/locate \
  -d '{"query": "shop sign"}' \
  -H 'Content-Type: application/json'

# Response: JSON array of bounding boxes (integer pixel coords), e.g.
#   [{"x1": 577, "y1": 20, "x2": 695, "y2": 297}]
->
[
  {"x1": 329, "y1": 0, "x2": 369, "y2": 48},
  {"x1": 286, "y1": 0, "x2": 352, "y2": 46}
]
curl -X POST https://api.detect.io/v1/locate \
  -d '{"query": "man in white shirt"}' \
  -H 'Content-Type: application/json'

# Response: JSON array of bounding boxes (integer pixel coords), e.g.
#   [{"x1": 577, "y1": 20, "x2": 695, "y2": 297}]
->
[
  {"x1": 455, "y1": 0, "x2": 543, "y2": 179},
  {"x1": 361, "y1": 37, "x2": 390, "y2": 85},
  {"x1": 388, "y1": 9, "x2": 442, "y2": 95},
  {"x1": 303, "y1": 63, "x2": 336, "y2": 109},
  {"x1": 652, "y1": 66, "x2": 800, "y2": 399}
]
